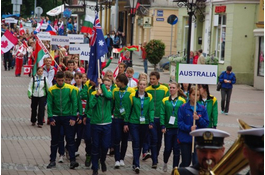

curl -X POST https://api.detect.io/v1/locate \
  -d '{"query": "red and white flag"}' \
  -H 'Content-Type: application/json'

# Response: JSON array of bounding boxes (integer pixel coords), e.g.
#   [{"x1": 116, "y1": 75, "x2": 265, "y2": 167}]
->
[
  {"x1": 19, "y1": 23, "x2": 25, "y2": 36},
  {"x1": 23, "y1": 65, "x2": 32, "y2": 75},
  {"x1": 1, "y1": 30, "x2": 18, "y2": 54}
]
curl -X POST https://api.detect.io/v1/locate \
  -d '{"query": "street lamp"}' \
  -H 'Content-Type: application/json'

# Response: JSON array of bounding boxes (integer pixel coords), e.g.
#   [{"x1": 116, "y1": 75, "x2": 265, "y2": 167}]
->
[
  {"x1": 129, "y1": 0, "x2": 138, "y2": 67},
  {"x1": 173, "y1": 0, "x2": 206, "y2": 63},
  {"x1": 186, "y1": 0, "x2": 197, "y2": 64}
]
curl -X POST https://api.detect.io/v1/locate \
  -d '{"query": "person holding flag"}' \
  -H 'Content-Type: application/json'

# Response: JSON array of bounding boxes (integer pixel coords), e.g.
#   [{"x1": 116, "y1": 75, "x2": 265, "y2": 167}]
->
[{"x1": 15, "y1": 40, "x2": 27, "y2": 77}]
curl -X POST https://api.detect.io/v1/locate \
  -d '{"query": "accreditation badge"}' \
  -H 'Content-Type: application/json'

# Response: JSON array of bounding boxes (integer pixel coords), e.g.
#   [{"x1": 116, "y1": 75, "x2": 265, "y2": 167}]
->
[
  {"x1": 140, "y1": 116, "x2": 146, "y2": 124},
  {"x1": 169, "y1": 116, "x2": 176, "y2": 125}
]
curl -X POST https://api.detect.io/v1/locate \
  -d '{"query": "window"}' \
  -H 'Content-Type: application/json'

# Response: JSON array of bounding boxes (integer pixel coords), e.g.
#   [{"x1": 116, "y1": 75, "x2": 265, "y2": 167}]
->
[
  {"x1": 182, "y1": 17, "x2": 189, "y2": 57},
  {"x1": 258, "y1": 36, "x2": 264, "y2": 76},
  {"x1": 215, "y1": 15, "x2": 226, "y2": 62}
]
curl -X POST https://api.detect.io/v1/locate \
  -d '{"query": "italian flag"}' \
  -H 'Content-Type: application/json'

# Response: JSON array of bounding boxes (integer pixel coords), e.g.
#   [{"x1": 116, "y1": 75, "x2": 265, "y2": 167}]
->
[
  {"x1": 33, "y1": 39, "x2": 48, "y2": 76},
  {"x1": 81, "y1": 15, "x2": 94, "y2": 35}
]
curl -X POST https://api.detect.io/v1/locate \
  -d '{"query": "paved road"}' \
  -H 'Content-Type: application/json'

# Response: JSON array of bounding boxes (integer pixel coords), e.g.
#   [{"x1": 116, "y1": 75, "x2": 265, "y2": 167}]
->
[{"x1": 1, "y1": 60, "x2": 263, "y2": 174}]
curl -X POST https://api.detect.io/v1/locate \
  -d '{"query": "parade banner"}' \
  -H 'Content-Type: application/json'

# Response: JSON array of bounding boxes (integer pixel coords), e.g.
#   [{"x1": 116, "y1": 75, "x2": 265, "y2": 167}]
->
[
  {"x1": 69, "y1": 44, "x2": 87, "y2": 54},
  {"x1": 68, "y1": 34, "x2": 84, "y2": 43},
  {"x1": 176, "y1": 64, "x2": 218, "y2": 84},
  {"x1": 37, "y1": 32, "x2": 51, "y2": 41},
  {"x1": 50, "y1": 35, "x2": 69, "y2": 46},
  {"x1": 79, "y1": 45, "x2": 90, "y2": 61}
]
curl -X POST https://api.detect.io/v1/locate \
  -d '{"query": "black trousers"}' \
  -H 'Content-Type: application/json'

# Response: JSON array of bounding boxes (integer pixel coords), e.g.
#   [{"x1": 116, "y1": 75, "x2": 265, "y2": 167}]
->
[
  {"x1": 221, "y1": 88, "x2": 232, "y2": 113},
  {"x1": 31, "y1": 96, "x2": 46, "y2": 125}
]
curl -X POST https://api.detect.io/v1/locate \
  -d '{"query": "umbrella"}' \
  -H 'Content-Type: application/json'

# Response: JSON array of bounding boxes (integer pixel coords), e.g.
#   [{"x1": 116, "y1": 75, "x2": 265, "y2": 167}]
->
[{"x1": 46, "y1": 4, "x2": 68, "y2": 16}]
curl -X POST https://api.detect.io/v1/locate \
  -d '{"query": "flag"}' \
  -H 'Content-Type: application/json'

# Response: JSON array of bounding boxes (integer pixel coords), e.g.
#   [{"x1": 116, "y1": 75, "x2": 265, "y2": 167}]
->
[
  {"x1": 113, "y1": 56, "x2": 122, "y2": 78},
  {"x1": 58, "y1": 21, "x2": 64, "y2": 35},
  {"x1": 81, "y1": 15, "x2": 94, "y2": 35},
  {"x1": 33, "y1": 38, "x2": 49, "y2": 76},
  {"x1": 34, "y1": 21, "x2": 43, "y2": 34},
  {"x1": 19, "y1": 23, "x2": 25, "y2": 36},
  {"x1": 87, "y1": 14, "x2": 108, "y2": 85},
  {"x1": 23, "y1": 65, "x2": 31, "y2": 75},
  {"x1": 46, "y1": 24, "x2": 57, "y2": 35},
  {"x1": 1, "y1": 30, "x2": 18, "y2": 54}
]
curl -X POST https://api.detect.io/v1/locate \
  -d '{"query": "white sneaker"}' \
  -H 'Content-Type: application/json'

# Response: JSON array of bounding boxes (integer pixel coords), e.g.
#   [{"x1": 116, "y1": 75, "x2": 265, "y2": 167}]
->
[
  {"x1": 58, "y1": 155, "x2": 64, "y2": 163},
  {"x1": 163, "y1": 163, "x2": 167, "y2": 172},
  {"x1": 120, "y1": 160, "x2": 125, "y2": 166},
  {"x1": 115, "y1": 161, "x2": 120, "y2": 169}
]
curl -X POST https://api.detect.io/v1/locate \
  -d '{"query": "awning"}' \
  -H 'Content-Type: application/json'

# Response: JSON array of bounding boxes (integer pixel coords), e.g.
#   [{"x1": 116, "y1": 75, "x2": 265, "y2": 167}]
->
[
  {"x1": 46, "y1": 4, "x2": 68, "y2": 16},
  {"x1": 2, "y1": 14, "x2": 20, "y2": 19}
]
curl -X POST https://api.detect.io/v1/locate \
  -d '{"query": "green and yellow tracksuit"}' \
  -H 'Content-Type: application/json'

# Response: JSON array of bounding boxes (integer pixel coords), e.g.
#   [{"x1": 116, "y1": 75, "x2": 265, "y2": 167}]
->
[
  {"x1": 146, "y1": 83, "x2": 169, "y2": 118},
  {"x1": 113, "y1": 86, "x2": 135, "y2": 119},
  {"x1": 198, "y1": 95, "x2": 218, "y2": 128},
  {"x1": 160, "y1": 96, "x2": 186, "y2": 129},
  {"x1": 89, "y1": 84, "x2": 113, "y2": 124},
  {"x1": 47, "y1": 83, "x2": 77, "y2": 120},
  {"x1": 125, "y1": 91, "x2": 154, "y2": 124}
]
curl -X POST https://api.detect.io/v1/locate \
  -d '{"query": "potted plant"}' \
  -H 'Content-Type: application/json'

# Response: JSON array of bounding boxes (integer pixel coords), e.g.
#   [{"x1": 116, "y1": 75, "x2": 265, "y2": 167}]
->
[{"x1": 145, "y1": 39, "x2": 165, "y2": 70}]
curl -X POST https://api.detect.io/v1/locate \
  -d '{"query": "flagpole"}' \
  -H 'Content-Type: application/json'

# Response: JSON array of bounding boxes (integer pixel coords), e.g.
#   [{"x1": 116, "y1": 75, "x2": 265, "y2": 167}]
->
[{"x1": 97, "y1": 59, "x2": 101, "y2": 90}]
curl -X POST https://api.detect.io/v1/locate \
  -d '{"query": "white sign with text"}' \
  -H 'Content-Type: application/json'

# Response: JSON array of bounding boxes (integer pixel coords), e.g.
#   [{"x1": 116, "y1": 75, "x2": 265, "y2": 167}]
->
[
  {"x1": 69, "y1": 44, "x2": 88, "y2": 54},
  {"x1": 37, "y1": 32, "x2": 51, "y2": 41},
  {"x1": 50, "y1": 36, "x2": 69, "y2": 46},
  {"x1": 177, "y1": 64, "x2": 218, "y2": 84},
  {"x1": 68, "y1": 34, "x2": 84, "y2": 43},
  {"x1": 79, "y1": 45, "x2": 90, "y2": 61}
]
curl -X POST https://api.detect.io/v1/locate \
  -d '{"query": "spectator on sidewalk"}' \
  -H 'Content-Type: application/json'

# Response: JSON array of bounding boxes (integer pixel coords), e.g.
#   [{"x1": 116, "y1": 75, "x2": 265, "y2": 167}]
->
[
  {"x1": 105, "y1": 34, "x2": 113, "y2": 59},
  {"x1": 113, "y1": 32, "x2": 120, "y2": 59},
  {"x1": 120, "y1": 32, "x2": 126, "y2": 48},
  {"x1": 140, "y1": 42, "x2": 148, "y2": 74},
  {"x1": 3, "y1": 50, "x2": 12, "y2": 71},
  {"x1": 197, "y1": 49, "x2": 205, "y2": 64},
  {"x1": 219, "y1": 66, "x2": 236, "y2": 115}
]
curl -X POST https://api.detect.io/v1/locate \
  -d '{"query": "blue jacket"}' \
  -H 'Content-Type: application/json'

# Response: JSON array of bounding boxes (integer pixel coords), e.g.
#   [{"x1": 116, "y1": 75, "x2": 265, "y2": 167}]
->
[
  {"x1": 178, "y1": 101, "x2": 209, "y2": 143},
  {"x1": 219, "y1": 71, "x2": 236, "y2": 89}
]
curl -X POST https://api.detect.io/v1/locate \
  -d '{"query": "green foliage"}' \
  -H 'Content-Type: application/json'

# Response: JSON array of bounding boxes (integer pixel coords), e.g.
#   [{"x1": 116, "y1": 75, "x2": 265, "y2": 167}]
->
[{"x1": 145, "y1": 39, "x2": 165, "y2": 65}]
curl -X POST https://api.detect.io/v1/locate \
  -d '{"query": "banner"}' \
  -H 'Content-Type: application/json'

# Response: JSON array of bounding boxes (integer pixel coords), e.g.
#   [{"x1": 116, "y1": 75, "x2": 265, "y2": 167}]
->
[
  {"x1": 68, "y1": 34, "x2": 84, "y2": 43},
  {"x1": 176, "y1": 64, "x2": 218, "y2": 84},
  {"x1": 37, "y1": 32, "x2": 51, "y2": 41},
  {"x1": 79, "y1": 45, "x2": 90, "y2": 61},
  {"x1": 69, "y1": 44, "x2": 87, "y2": 54},
  {"x1": 50, "y1": 35, "x2": 69, "y2": 46}
]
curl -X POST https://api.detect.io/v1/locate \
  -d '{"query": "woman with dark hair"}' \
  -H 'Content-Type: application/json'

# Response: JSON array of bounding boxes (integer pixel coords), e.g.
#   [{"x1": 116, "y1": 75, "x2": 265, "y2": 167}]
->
[
  {"x1": 27, "y1": 67, "x2": 50, "y2": 127},
  {"x1": 198, "y1": 84, "x2": 218, "y2": 128},
  {"x1": 181, "y1": 83, "x2": 191, "y2": 102}
]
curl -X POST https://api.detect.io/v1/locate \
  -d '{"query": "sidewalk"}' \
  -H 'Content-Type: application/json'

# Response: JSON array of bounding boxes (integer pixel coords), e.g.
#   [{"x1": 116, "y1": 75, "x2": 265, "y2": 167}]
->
[{"x1": 1, "y1": 66, "x2": 263, "y2": 174}]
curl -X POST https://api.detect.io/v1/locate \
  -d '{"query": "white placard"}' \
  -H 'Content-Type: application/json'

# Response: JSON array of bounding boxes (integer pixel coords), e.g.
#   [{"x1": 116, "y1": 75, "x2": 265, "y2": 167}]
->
[
  {"x1": 41, "y1": 23, "x2": 48, "y2": 30},
  {"x1": 69, "y1": 44, "x2": 87, "y2": 54},
  {"x1": 50, "y1": 35, "x2": 69, "y2": 46},
  {"x1": 5, "y1": 18, "x2": 17, "y2": 24},
  {"x1": 37, "y1": 32, "x2": 51, "y2": 41},
  {"x1": 68, "y1": 34, "x2": 84, "y2": 43},
  {"x1": 79, "y1": 45, "x2": 90, "y2": 61},
  {"x1": 177, "y1": 64, "x2": 218, "y2": 84},
  {"x1": 170, "y1": 63, "x2": 176, "y2": 81}
]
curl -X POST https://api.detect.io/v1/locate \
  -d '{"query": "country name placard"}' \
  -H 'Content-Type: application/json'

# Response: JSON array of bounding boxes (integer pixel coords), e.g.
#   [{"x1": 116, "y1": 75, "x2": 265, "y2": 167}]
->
[
  {"x1": 177, "y1": 64, "x2": 218, "y2": 84},
  {"x1": 50, "y1": 36, "x2": 69, "y2": 46},
  {"x1": 68, "y1": 34, "x2": 84, "y2": 43},
  {"x1": 37, "y1": 32, "x2": 51, "y2": 41},
  {"x1": 69, "y1": 44, "x2": 88, "y2": 54}
]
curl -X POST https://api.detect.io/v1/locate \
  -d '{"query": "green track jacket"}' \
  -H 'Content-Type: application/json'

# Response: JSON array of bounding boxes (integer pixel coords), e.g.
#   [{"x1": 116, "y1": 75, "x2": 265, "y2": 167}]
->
[
  {"x1": 89, "y1": 84, "x2": 113, "y2": 124},
  {"x1": 113, "y1": 86, "x2": 135, "y2": 119},
  {"x1": 146, "y1": 83, "x2": 169, "y2": 118},
  {"x1": 160, "y1": 96, "x2": 186, "y2": 129},
  {"x1": 198, "y1": 95, "x2": 218, "y2": 128},
  {"x1": 125, "y1": 91, "x2": 154, "y2": 125},
  {"x1": 47, "y1": 83, "x2": 77, "y2": 118}
]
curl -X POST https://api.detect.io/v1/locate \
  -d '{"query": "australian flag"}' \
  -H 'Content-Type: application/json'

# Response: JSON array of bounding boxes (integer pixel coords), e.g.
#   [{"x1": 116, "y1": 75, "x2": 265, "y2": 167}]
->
[{"x1": 87, "y1": 14, "x2": 108, "y2": 85}]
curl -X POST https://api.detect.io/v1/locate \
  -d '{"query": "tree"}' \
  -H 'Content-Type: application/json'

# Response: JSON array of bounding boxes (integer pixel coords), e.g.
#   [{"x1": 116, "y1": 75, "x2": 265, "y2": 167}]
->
[{"x1": 145, "y1": 39, "x2": 165, "y2": 70}]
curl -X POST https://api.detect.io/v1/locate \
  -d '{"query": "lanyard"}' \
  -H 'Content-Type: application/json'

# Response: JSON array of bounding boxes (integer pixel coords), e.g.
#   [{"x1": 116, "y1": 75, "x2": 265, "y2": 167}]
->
[
  {"x1": 171, "y1": 98, "x2": 178, "y2": 115},
  {"x1": 140, "y1": 96, "x2": 145, "y2": 116},
  {"x1": 202, "y1": 100, "x2": 207, "y2": 108},
  {"x1": 36, "y1": 76, "x2": 41, "y2": 91},
  {"x1": 119, "y1": 87, "x2": 127, "y2": 106}
]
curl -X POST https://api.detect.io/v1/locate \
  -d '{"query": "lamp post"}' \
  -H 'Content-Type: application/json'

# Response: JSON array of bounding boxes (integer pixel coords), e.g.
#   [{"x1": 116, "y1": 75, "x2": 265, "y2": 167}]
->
[
  {"x1": 186, "y1": 0, "x2": 196, "y2": 64},
  {"x1": 129, "y1": 0, "x2": 138, "y2": 67}
]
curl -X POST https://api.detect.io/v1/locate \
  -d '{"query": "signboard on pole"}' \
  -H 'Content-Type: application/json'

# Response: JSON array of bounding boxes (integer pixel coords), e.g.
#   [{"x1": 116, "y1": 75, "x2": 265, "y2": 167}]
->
[
  {"x1": 5, "y1": 18, "x2": 17, "y2": 24},
  {"x1": 176, "y1": 64, "x2": 218, "y2": 84},
  {"x1": 41, "y1": 23, "x2": 48, "y2": 30},
  {"x1": 68, "y1": 34, "x2": 84, "y2": 43},
  {"x1": 37, "y1": 32, "x2": 51, "y2": 41},
  {"x1": 51, "y1": 35, "x2": 69, "y2": 46},
  {"x1": 79, "y1": 45, "x2": 90, "y2": 61}
]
